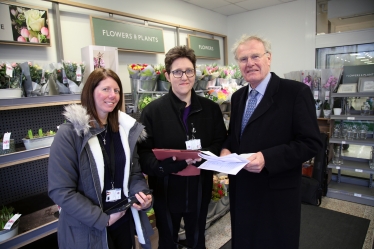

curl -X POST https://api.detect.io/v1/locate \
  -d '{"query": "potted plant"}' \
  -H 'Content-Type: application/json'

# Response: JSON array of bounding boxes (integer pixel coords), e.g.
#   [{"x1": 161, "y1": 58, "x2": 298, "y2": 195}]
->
[
  {"x1": 22, "y1": 128, "x2": 56, "y2": 150},
  {"x1": 0, "y1": 206, "x2": 19, "y2": 242},
  {"x1": 315, "y1": 99, "x2": 322, "y2": 118},
  {"x1": 323, "y1": 100, "x2": 331, "y2": 118},
  {"x1": 0, "y1": 62, "x2": 23, "y2": 99}
]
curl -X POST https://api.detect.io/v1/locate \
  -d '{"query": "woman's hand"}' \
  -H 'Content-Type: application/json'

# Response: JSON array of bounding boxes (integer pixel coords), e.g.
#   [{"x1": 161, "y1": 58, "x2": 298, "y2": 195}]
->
[
  {"x1": 132, "y1": 191, "x2": 152, "y2": 210},
  {"x1": 107, "y1": 210, "x2": 126, "y2": 226}
]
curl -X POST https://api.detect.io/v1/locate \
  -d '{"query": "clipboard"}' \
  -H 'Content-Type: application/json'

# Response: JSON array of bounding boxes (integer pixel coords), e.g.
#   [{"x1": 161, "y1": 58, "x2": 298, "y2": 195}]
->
[{"x1": 152, "y1": 149, "x2": 201, "y2": 161}]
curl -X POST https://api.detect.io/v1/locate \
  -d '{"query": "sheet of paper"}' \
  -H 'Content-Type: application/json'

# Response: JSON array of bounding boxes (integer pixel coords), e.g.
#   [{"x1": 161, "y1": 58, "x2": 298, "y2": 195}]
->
[{"x1": 197, "y1": 152, "x2": 255, "y2": 175}]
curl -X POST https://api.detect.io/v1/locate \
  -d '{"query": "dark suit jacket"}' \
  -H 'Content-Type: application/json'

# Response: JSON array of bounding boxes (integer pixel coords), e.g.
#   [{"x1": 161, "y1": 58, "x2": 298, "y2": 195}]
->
[{"x1": 223, "y1": 73, "x2": 322, "y2": 249}]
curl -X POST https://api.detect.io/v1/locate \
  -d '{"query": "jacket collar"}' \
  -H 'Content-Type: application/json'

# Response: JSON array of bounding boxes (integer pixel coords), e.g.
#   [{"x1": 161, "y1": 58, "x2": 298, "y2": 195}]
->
[{"x1": 168, "y1": 87, "x2": 203, "y2": 114}]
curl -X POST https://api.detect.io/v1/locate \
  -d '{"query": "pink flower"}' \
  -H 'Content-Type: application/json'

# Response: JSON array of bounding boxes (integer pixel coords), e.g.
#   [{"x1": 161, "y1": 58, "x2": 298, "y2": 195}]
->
[
  {"x1": 17, "y1": 36, "x2": 26, "y2": 42},
  {"x1": 41, "y1": 27, "x2": 49, "y2": 36},
  {"x1": 11, "y1": 9, "x2": 18, "y2": 17},
  {"x1": 20, "y1": 28, "x2": 29, "y2": 38},
  {"x1": 30, "y1": 37, "x2": 39, "y2": 43},
  {"x1": 11, "y1": 62, "x2": 17, "y2": 68}
]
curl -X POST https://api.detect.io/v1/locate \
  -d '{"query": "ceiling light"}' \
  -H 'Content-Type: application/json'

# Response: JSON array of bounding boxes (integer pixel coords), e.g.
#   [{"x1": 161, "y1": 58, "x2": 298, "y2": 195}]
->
[
  {"x1": 356, "y1": 57, "x2": 365, "y2": 59},
  {"x1": 361, "y1": 59, "x2": 369, "y2": 61},
  {"x1": 350, "y1": 53, "x2": 361, "y2": 56}
]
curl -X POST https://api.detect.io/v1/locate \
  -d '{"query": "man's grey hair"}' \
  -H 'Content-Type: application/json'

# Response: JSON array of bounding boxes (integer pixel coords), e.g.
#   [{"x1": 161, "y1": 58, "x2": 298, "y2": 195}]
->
[{"x1": 232, "y1": 34, "x2": 272, "y2": 60}]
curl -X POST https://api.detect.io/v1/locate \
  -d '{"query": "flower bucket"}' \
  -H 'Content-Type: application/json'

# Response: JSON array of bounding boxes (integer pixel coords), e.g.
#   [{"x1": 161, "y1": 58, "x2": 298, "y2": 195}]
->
[
  {"x1": 323, "y1": 109, "x2": 331, "y2": 118},
  {"x1": 196, "y1": 79, "x2": 216, "y2": 90},
  {"x1": 0, "y1": 88, "x2": 22, "y2": 99},
  {"x1": 22, "y1": 135, "x2": 55, "y2": 150},
  {"x1": 316, "y1": 109, "x2": 321, "y2": 118},
  {"x1": 215, "y1": 195, "x2": 230, "y2": 215},
  {"x1": 130, "y1": 79, "x2": 156, "y2": 112},
  {"x1": 156, "y1": 80, "x2": 170, "y2": 91},
  {"x1": 0, "y1": 219, "x2": 19, "y2": 243},
  {"x1": 0, "y1": 139, "x2": 15, "y2": 155},
  {"x1": 207, "y1": 200, "x2": 218, "y2": 219}
]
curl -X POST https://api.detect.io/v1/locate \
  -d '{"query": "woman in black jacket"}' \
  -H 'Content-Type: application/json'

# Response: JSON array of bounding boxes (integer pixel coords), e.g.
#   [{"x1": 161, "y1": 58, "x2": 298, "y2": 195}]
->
[{"x1": 138, "y1": 45, "x2": 227, "y2": 249}]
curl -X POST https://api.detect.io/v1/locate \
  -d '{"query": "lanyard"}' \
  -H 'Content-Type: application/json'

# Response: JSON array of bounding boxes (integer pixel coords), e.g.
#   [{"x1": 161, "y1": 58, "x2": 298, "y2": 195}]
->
[{"x1": 98, "y1": 131, "x2": 116, "y2": 189}]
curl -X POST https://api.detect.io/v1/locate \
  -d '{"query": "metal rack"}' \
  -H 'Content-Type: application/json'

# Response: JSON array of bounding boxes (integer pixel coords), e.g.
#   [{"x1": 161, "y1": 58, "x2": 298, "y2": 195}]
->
[{"x1": 326, "y1": 92, "x2": 374, "y2": 206}]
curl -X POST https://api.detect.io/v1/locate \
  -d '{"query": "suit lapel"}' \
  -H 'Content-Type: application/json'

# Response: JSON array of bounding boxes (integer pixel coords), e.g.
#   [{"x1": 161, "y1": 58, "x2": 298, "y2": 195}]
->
[{"x1": 241, "y1": 73, "x2": 280, "y2": 132}]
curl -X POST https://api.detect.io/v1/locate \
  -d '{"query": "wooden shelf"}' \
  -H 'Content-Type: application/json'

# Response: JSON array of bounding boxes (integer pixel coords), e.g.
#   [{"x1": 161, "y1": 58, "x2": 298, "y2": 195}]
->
[{"x1": 0, "y1": 94, "x2": 81, "y2": 110}]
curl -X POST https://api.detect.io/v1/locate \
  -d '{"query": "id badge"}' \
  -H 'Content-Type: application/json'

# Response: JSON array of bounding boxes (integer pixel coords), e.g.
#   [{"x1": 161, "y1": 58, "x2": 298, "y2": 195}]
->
[
  {"x1": 185, "y1": 139, "x2": 201, "y2": 150},
  {"x1": 106, "y1": 188, "x2": 121, "y2": 202}
]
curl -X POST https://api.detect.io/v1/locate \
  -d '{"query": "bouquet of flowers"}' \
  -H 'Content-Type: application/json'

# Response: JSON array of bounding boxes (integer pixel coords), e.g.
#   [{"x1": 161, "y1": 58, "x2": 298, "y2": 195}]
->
[
  {"x1": 128, "y1": 63, "x2": 158, "y2": 80},
  {"x1": 62, "y1": 61, "x2": 85, "y2": 86},
  {"x1": 154, "y1": 64, "x2": 168, "y2": 82},
  {"x1": 198, "y1": 64, "x2": 220, "y2": 81},
  {"x1": 303, "y1": 74, "x2": 313, "y2": 88},
  {"x1": 9, "y1": 6, "x2": 50, "y2": 44},
  {"x1": 205, "y1": 88, "x2": 230, "y2": 105},
  {"x1": 212, "y1": 181, "x2": 226, "y2": 201},
  {"x1": 0, "y1": 62, "x2": 23, "y2": 89},
  {"x1": 323, "y1": 75, "x2": 338, "y2": 90},
  {"x1": 218, "y1": 66, "x2": 234, "y2": 79}
]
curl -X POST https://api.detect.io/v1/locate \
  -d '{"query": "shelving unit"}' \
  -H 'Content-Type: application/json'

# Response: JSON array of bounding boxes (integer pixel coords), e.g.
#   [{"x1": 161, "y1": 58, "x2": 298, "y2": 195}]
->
[
  {"x1": 0, "y1": 94, "x2": 80, "y2": 249},
  {"x1": 326, "y1": 92, "x2": 374, "y2": 206}
]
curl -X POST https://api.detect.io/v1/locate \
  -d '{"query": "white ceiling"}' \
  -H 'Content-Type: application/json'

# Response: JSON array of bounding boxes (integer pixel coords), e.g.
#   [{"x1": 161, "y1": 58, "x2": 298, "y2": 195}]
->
[{"x1": 178, "y1": 0, "x2": 297, "y2": 16}]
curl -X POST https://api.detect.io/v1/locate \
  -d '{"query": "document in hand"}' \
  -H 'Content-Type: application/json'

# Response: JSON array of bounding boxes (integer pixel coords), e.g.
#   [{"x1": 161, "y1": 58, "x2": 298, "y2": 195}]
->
[
  {"x1": 152, "y1": 149, "x2": 200, "y2": 161},
  {"x1": 197, "y1": 151, "x2": 254, "y2": 175}
]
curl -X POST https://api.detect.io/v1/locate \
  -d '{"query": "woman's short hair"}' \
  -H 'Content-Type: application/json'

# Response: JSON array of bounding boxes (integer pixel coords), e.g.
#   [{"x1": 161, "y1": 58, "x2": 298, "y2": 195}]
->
[
  {"x1": 232, "y1": 34, "x2": 272, "y2": 60},
  {"x1": 81, "y1": 68, "x2": 123, "y2": 131},
  {"x1": 164, "y1": 45, "x2": 196, "y2": 73}
]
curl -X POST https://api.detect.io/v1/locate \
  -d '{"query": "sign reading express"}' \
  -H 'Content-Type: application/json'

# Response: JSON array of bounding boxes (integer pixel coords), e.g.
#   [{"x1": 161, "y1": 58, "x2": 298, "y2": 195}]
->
[
  {"x1": 188, "y1": 35, "x2": 220, "y2": 60},
  {"x1": 90, "y1": 16, "x2": 165, "y2": 53}
]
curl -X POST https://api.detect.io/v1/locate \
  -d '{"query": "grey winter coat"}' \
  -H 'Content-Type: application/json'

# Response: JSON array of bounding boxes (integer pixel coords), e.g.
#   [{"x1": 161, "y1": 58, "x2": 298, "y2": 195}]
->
[{"x1": 48, "y1": 104, "x2": 153, "y2": 249}]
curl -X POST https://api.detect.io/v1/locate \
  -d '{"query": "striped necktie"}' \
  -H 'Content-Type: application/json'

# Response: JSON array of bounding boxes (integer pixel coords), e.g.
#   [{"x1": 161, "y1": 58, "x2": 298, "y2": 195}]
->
[{"x1": 241, "y1": 89, "x2": 258, "y2": 135}]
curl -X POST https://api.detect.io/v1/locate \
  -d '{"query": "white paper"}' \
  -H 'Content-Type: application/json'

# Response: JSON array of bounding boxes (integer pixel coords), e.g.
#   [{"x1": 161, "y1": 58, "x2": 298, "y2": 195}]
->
[{"x1": 198, "y1": 151, "x2": 254, "y2": 175}]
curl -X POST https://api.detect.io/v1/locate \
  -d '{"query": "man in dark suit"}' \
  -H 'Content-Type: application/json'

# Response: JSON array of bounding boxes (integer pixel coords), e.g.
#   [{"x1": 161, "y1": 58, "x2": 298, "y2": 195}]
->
[{"x1": 221, "y1": 35, "x2": 322, "y2": 248}]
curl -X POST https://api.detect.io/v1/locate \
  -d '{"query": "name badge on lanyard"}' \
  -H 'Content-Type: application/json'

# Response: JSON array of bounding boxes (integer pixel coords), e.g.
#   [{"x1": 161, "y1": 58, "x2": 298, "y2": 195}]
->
[{"x1": 185, "y1": 123, "x2": 201, "y2": 150}]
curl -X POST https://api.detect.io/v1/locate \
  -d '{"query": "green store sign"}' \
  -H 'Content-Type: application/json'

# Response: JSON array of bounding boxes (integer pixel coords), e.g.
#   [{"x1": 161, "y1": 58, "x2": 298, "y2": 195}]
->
[
  {"x1": 188, "y1": 35, "x2": 220, "y2": 60},
  {"x1": 90, "y1": 16, "x2": 165, "y2": 53}
]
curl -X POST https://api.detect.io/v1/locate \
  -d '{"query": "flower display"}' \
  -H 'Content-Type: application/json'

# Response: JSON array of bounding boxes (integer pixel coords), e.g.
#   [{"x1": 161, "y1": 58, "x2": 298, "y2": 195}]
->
[
  {"x1": 128, "y1": 63, "x2": 158, "y2": 80},
  {"x1": 212, "y1": 180, "x2": 226, "y2": 201},
  {"x1": 303, "y1": 74, "x2": 313, "y2": 88},
  {"x1": 154, "y1": 64, "x2": 168, "y2": 82},
  {"x1": 94, "y1": 52, "x2": 105, "y2": 69},
  {"x1": 9, "y1": 5, "x2": 50, "y2": 44},
  {"x1": 62, "y1": 61, "x2": 85, "y2": 86},
  {"x1": 0, "y1": 62, "x2": 23, "y2": 89},
  {"x1": 323, "y1": 75, "x2": 338, "y2": 90},
  {"x1": 205, "y1": 88, "x2": 229, "y2": 105},
  {"x1": 196, "y1": 64, "x2": 220, "y2": 81}
]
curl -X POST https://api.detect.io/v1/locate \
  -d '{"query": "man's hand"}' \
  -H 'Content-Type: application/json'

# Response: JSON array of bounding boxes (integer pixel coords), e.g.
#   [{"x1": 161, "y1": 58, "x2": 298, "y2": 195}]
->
[
  {"x1": 243, "y1": 152, "x2": 265, "y2": 173},
  {"x1": 220, "y1": 148, "x2": 231, "y2": 157}
]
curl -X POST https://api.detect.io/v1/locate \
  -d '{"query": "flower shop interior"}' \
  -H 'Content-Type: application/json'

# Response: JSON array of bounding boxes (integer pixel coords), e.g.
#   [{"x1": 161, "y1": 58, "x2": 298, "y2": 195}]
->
[{"x1": 1, "y1": 0, "x2": 374, "y2": 248}]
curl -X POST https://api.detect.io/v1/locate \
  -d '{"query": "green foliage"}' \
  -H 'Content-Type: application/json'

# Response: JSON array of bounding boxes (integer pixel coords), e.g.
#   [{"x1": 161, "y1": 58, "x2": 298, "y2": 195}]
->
[
  {"x1": 323, "y1": 100, "x2": 330, "y2": 110},
  {"x1": 27, "y1": 129, "x2": 34, "y2": 139},
  {"x1": 0, "y1": 206, "x2": 14, "y2": 230},
  {"x1": 38, "y1": 128, "x2": 43, "y2": 137}
]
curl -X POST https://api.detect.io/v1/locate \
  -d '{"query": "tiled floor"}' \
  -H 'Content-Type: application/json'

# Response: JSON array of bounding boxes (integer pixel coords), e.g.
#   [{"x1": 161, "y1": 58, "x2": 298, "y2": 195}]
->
[{"x1": 204, "y1": 197, "x2": 374, "y2": 249}]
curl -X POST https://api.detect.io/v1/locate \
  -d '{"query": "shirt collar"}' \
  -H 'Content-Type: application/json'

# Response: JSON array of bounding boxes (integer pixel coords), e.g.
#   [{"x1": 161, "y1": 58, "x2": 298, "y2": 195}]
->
[{"x1": 248, "y1": 72, "x2": 271, "y2": 96}]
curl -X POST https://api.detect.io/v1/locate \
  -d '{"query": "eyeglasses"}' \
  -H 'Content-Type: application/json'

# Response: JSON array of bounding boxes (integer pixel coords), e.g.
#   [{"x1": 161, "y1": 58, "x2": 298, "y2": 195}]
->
[
  {"x1": 171, "y1": 69, "x2": 195, "y2": 78},
  {"x1": 238, "y1": 52, "x2": 269, "y2": 64}
]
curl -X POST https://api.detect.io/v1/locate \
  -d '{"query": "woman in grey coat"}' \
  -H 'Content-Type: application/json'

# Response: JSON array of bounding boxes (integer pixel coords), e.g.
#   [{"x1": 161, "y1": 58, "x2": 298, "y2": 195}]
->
[{"x1": 48, "y1": 68, "x2": 153, "y2": 249}]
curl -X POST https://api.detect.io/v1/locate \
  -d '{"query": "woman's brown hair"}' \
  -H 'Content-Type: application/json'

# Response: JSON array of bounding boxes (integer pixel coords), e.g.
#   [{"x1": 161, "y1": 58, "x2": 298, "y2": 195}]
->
[
  {"x1": 164, "y1": 45, "x2": 196, "y2": 73},
  {"x1": 81, "y1": 68, "x2": 123, "y2": 132}
]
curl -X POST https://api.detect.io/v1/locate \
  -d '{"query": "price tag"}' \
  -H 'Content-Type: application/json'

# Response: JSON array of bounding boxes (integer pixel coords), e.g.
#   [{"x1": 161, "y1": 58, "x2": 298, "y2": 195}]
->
[
  {"x1": 62, "y1": 69, "x2": 68, "y2": 84},
  {"x1": 6, "y1": 64, "x2": 13, "y2": 77},
  {"x1": 325, "y1": 91, "x2": 330, "y2": 100},
  {"x1": 342, "y1": 141, "x2": 346, "y2": 144},
  {"x1": 41, "y1": 69, "x2": 46, "y2": 84},
  {"x1": 2, "y1": 132, "x2": 11, "y2": 150},
  {"x1": 355, "y1": 169, "x2": 363, "y2": 173},
  {"x1": 336, "y1": 166, "x2": 340, "y2": 169},
  {"x1": 3, "y1": 214, "x2": 21, "y2": 230},
  {"x1": 347, "y1": 117, "x2": 355, "y2": 120},
  {"x1": 313, "y1": 91, "x2": 319, "y2": 99},
  {"x1": 76, "y1": 65, "x2": 82, "y2": 82},
  {"x1": 354, "y1": 193, "x2": 362, "y2": 197}
]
